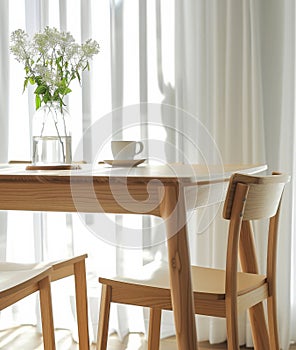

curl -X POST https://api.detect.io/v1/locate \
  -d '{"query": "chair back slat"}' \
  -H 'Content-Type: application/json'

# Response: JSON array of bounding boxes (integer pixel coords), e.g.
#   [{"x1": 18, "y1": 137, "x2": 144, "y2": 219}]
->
[
  {"x1": 223, "y1": 173, "x2": 290, "y2": 220},
  {"x1": 242, "y1": 183, "x2": 285, "y2": 220}
]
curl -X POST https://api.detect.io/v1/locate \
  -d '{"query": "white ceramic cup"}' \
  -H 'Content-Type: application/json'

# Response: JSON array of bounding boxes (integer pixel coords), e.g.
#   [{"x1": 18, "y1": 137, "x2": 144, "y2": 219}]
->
[{"x1": 111, "y1": 141, "x2": 144, "y2": 160}]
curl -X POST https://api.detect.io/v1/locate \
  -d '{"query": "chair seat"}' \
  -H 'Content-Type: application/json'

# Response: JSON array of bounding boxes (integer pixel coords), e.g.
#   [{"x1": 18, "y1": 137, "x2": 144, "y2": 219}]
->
[
  {"x1": 0, "y1": 254, "x2": 87, "y2": 293},
  {"x1": 0, "y1": 262, "x2": 52, "y2": 294},
  {"x1": 99, "y1": 259, "x2": 267, "y2": 300}
]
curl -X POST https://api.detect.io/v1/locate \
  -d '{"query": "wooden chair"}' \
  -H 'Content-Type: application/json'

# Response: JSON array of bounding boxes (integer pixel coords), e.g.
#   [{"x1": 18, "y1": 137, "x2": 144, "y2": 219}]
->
[
  {"x1": 0, "y1": 254, "x2": 89, "y2": 350},
  {"x1": 96, "y1": 172, "x2": 290, "y2": 350},
  {"x1": 0, "y1": 262, "x2": 55, "y2": 349}
]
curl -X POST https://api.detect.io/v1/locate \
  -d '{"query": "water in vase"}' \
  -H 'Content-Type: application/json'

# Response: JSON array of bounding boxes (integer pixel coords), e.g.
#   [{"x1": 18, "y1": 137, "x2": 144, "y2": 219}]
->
[{"x1": 32, "y1": 136, "x2": 72, "y2": 165}]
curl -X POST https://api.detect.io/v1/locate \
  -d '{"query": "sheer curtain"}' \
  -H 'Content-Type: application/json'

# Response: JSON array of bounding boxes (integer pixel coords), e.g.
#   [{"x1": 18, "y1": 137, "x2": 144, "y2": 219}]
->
[
  {"x1": 0, "y1": 0, "x2": 295, "y2": 348},
  {"x1": 0, "y1": 0, "x2": 9, "y2": 262},
  {"x1": 173, "y1": 0, "x2": 266, "y2": 346},
  {"x1": 173, "y1": 1, "x2": 295, "y2": 348},
  {"x1": 260, "y1": 0, "x2": 296, "y2": 347}
]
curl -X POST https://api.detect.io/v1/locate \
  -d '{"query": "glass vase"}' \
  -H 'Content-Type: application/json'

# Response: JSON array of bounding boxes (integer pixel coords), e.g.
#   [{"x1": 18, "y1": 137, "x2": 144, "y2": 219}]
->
[{"x1": 32, "y1": 102, "x2": 72, "y2": 165}]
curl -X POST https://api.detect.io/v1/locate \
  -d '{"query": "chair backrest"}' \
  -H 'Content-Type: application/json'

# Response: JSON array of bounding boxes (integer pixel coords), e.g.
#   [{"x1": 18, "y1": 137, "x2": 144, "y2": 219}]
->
[
  {"x1": 223, "y1": 172, "x2": 290, "y2": 221},
  {"x1": 222, "y1": 172, "x2": 290, "y2": 295}
]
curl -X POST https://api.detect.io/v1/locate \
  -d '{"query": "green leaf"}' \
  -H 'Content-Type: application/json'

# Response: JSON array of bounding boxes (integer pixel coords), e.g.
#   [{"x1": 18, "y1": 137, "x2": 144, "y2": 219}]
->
[
  {"x1": 29, "y1": 77, "x2": 35, "y2": 85},
  {"x1": 43, "y1": 92, "x2": 51, "y2": 104},
  {"x1": 35, "y1": 95, "x2": 41, "y2": 110},
  {"x1": 35, "y1": 76, "x2": 42, "y2": 85},
  {"x1": 23, "y1": 78, "x2": 29, "y2": 92},
  {"x1": 34, "y1": 85, "x2": 47, "y2": 94},
  {"x1": 64, "y1": 87, "x2": 72, "y2": 95},
  {"x1": 60, "y1": 78, "x2": 67, "y2": 88},
  {"x1": 58, "y1": 86, "x2": 72, "y2": 96}
]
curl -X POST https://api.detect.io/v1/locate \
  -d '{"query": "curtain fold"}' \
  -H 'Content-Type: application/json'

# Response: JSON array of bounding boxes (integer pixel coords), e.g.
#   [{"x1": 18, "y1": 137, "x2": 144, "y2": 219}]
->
[
  {"x1": 0, "y1": 0, "x2": 9, "y2": 261},
  {"x1": 81, "y1": 0, "x2": 93, "y2": 162},
  {"x1": 277, "y1": 1, "x2": 295, "y2": 346},
  {"x1": 259, "y1": 0, "x2": 296, "y2": 348},
  {"x1": 0, "y1": 0, "x2": 9, "y2": 160}
]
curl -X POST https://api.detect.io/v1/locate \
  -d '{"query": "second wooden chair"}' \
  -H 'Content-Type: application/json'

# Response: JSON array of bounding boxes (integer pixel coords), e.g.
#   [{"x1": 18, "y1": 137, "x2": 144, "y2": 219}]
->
[
  {"x1": 0, "y1": 254, "x2": 89, "y2": 350},
  {"x1": 96, "y1": 172, "x2": 289, "y2": 350}
]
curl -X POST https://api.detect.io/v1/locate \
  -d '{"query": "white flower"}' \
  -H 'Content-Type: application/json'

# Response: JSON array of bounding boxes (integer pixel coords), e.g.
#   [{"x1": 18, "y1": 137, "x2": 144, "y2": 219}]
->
[{"x1": 10, "y1": 26, "x2": 99, "y2": 110}]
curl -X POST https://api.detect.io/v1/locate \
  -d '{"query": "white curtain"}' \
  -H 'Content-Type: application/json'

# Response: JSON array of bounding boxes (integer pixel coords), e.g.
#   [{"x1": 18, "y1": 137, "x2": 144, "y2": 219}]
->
[
  {"x1": 0, "y1": 0, "x2": 295, "y2": 348},
  {"x1": 259, "y1": 0, "x2": 296, "y2": 348},
  {"x1": 173, "y1": 1, "x2": 295, "y2": 348},
  {"x1": 0, "y1": 0, "x2": 9, "y2": 261},
  {"x1": 171, "y1": 0, "x2": 266, "y2": 346}
]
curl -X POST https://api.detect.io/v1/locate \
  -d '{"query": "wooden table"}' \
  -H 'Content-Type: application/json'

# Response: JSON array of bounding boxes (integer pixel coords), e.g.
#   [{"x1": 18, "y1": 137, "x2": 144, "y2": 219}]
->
[{"x1": 0, "y1": 163, "x2": 267, "y2": 349}]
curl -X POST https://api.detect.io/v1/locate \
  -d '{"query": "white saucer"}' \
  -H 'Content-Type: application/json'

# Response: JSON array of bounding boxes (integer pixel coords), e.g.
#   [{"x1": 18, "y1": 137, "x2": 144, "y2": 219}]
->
[{"x1": 103, "y1": 159, "x2": 146, "y2": 167}]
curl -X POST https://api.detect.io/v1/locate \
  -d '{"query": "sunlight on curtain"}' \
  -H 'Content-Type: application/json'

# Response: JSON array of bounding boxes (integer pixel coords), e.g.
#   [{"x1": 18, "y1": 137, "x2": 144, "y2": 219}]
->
[
  {"x1": 8, "y1": 0, "x2": 28, "y2": 162},
  {"x1": 0, "y1": 0, "x2": 9, "y2": 264}
]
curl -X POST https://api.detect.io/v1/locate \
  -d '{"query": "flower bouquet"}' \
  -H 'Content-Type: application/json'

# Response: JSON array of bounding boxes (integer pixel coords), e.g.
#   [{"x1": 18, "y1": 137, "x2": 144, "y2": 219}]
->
[{"x1": 10, "y1": 26, "x2": 99, "y2": 165}]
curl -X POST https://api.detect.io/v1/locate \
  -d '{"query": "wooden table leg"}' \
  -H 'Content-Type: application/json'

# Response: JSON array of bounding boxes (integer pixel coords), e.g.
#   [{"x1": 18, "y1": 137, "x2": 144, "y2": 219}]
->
[
  {"x1": 239, "y1": 221, "x2": 270, "y2": 349},
  {"x1": 160, "y1": 184, "x2": 198, "y2": 350}
]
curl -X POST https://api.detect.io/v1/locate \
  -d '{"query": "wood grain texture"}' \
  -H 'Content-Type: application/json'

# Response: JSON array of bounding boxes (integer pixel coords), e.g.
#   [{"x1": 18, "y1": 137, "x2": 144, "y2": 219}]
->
[
  {"x1": 148, "y1": 308, "x2": 162, "y2": 350},
  {"x1": 225, "y1": 183, "x2": 249, "y2": 349},
  {"x1": 223, "y1": 172, "x2": 290, "y2": 220},
  {"x1": 38, "y1": 276, "x2": 56, "y2": 350},
  {"x1": 73, "y1": 259, "x2": 90, "y2": 350},
  {"x1": 97, "y1": 285, "x2": 112, "y2": 350},
  {"x1": 160, "y1": 184, "x2": 198, "y2": 350},
  {"x1": 0, "y1": 163, "x2": 266, "y2": 214}
]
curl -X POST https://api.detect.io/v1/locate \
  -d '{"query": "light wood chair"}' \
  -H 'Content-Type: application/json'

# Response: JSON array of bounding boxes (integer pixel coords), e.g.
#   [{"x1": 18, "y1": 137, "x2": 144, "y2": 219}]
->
[
  {"x1": 96, "y1": 172, "x2": 290, "y2": 350},
  {"x1": 0, "y1": 254, "x2": 89, "y2": 350},
  {"x1": 0, "y1": 262, "x2": 55, "y2": 349}
]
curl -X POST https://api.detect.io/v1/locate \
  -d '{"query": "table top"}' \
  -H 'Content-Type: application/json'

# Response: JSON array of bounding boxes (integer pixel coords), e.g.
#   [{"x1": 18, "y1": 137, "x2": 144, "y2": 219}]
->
[
  {"x1": 0, "y1": 163, "x2": 267, "y2": 184},
  {"x1": 0, "y1": 163, "x2": 267, "y2": 214}
]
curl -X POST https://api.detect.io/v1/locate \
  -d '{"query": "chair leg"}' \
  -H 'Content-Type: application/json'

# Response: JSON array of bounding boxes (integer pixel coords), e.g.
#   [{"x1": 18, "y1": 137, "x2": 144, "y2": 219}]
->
[
  {"x1": 225, "y1": 302, "x2": 239, "y2": 350},
  {"x1": 97, "y1": 284, "x2": 112, "y2": 350},
  {"x1": 147, "y1": 308, "x2": 161, "y2": 350},
  {"x1": 74, "y1": 259, "x2": 90, "y2": 350},
  {"x1": 267, "y1": 296, "x2": 280, "y2": 350},
  {"x1": 249, "y1": 303, "x2": 270, "y2": 350},
  {"x1": 39, "y1": 276, "x2": 56, "y2": 350}
]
